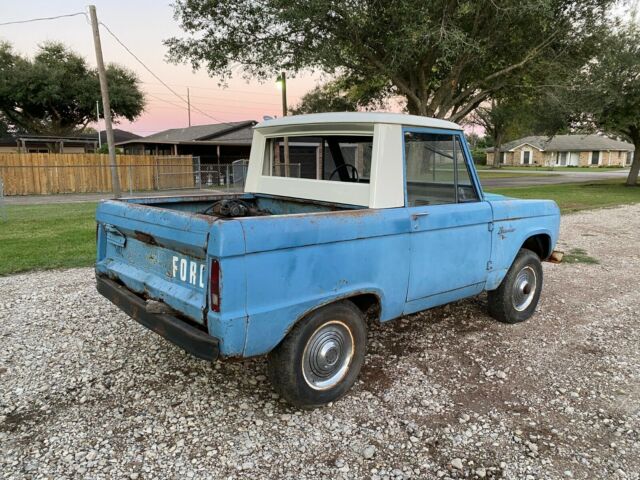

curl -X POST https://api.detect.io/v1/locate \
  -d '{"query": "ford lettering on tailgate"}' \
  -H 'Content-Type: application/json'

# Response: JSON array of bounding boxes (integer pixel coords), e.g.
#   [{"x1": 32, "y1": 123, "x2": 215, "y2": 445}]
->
[{"x1": 172, "y1": 255, "x2": 206, "y2": 288}]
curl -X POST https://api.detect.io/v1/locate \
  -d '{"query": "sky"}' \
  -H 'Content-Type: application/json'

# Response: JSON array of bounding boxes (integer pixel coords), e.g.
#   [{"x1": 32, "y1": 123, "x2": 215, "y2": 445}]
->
[{"x1": 0, "y1": 1, "x2": 326, "y2": 136}]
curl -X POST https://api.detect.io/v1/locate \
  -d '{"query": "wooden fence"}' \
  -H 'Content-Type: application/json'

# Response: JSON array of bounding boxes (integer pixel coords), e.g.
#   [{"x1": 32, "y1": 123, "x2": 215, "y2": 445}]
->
[{"x1": 0, "y1": 153, "x2": 196, "y2": 195}]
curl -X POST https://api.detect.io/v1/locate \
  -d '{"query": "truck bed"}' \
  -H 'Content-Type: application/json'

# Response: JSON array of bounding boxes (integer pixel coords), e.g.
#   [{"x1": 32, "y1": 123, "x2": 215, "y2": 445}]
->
[{"x1": 95, "y1": 193, "x2": 364, "y2": 324}]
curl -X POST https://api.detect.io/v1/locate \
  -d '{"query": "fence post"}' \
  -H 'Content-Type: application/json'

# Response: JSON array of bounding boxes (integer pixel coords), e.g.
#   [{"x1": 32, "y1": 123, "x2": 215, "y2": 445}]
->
[
  {"x1": 0, "y1": 177, "x2": 5, "y2": 222},
  {"x1": 128, "y1": 164, "x2": 133, "y2": 196},
  {"x1": 195, "y1": 156, "x2": 202, "y2": 190},
  {"x1": 154, "y1": 158, "x2": 160, "y2": 191}
]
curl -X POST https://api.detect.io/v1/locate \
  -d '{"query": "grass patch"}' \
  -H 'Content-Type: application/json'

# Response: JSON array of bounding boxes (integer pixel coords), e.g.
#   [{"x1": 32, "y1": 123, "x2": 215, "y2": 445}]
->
[
  {"x1": 563, "y1": 248, "x2": 599, "y2": 265},
  {"x1": 0, "y1": 202, "x2": 97, "y2": 276},
  {"x1": 488, "y1": 180, "x2": 640, "y2": 213}
]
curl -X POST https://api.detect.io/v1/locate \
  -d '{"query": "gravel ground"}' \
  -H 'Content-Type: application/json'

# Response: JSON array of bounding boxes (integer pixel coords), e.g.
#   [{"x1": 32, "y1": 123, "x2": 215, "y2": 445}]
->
[{"x1": 1, "y1": 204, "x2": 639, "y2": 480}]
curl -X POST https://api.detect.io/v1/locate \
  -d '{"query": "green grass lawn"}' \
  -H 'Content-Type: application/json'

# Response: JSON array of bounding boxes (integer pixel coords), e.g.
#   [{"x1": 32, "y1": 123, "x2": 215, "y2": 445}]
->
[
  {"x1": 489, "y1": 180, "x2": 640, "y2": 213},
  {"x1": 0, "y1": 202, "x2": 97, "y2": 276},
  {"x1": 1, "y1": 180, "x2": 639, "y2": 276}
]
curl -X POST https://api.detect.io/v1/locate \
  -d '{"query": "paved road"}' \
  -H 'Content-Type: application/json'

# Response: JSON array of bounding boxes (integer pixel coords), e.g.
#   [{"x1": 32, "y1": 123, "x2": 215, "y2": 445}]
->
[
  {"x1": 481, "y1": 169, "x2": 629, "y2": 188},
  {"x1": 2, "y1": 170, "x2": 631, "y2": 204}
]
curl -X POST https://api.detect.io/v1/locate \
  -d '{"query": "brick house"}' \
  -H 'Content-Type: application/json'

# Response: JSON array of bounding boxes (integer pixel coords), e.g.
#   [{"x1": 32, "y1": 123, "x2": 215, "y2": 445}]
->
[{"x1": 486, "y1": 134, "x2": 634, "y2": 167}]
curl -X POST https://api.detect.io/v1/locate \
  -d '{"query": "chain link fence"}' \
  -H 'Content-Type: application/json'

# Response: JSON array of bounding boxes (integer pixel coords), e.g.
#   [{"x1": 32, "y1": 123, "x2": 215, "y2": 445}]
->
[{"x1": 152, "y1": 157, "x2": 252, "y2": 193}]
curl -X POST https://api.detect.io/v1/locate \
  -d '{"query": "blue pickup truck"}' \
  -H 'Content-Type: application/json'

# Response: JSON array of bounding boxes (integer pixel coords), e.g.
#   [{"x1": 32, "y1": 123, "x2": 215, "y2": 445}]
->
[{"x1": 96, "y1": 113, "x2": 560, "y2": 408}]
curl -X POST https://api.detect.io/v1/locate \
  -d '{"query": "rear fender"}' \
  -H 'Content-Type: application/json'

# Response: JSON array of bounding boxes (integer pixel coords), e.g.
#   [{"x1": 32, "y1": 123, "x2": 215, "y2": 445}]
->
[{"x1": 242, "y1": 287, "x2": 386, "y2": 357}]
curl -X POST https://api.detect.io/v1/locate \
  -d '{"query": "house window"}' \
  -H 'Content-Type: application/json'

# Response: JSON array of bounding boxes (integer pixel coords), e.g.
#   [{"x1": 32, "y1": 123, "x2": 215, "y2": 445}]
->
[
  {"x1": 522, "y1": 151, "x2": 531, "y2": 165},
  {"x1": 627, "y1": 152, "x2": 633, "y2": 165},
  {"x1": 499, "y1": 152, "x2": 506, "y2": 164},
  {"x1": 591, "y1": 151, "x2": 600, "y2": 165},
  {"x1": 403, "y1": 132, "x2": 478, "y2": 206},
  {"x1": 556, "y1": 152, "x2": 568, "y2": 166}
]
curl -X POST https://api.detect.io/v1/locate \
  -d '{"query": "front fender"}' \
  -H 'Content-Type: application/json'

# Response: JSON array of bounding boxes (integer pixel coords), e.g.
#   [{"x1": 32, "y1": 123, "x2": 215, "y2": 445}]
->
[{"x1": 486, "y1": 222, "x2": 559, "y2": 291}]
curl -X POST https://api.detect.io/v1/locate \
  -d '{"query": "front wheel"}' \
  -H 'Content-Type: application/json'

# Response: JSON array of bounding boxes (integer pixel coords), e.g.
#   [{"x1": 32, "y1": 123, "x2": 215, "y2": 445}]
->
[
  {"x1": 488, "y1": 248, "x2": 543, "y2": 324},
  {"x1": 267, "y1": 301, "x2": 367, "y2": 408}
]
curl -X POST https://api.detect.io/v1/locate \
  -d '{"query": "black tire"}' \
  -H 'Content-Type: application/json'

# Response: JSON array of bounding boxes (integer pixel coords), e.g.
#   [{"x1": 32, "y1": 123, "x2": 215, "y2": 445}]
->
[
  {"x1": 267, "y1": 301, "x2": 367, "y2": 409},
  {"x1": 488, "y1": 248, "x2": 543, "y2": 324}
]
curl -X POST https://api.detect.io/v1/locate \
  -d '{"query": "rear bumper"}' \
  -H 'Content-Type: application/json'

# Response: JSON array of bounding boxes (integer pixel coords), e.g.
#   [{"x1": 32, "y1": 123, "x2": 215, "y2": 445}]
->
[{"x1": 96, "y1": 275, "x2": 220, "y2": 361}]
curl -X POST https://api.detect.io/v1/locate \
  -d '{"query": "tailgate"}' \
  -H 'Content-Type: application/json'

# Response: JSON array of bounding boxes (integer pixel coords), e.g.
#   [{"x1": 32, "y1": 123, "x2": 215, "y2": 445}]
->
[{"x1": 96, "y1": 200, "x2": 213, "y2": 324}]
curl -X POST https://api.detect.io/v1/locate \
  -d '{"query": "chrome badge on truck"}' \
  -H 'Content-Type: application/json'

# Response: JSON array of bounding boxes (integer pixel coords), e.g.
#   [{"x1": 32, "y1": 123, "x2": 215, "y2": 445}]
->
[{"x1": 171, "y1": 255, "x2": 206, "y2": 288}]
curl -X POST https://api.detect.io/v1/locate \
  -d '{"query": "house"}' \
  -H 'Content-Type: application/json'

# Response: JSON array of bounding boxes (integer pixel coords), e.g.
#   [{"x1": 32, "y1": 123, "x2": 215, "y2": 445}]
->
[
  {"x1": 0, "y1": 129, "x2": 140, "y2": 154},
  {"x1": 486, "y1": 134, "x2": 634, "y2": 167},
  {"x1": 116, "y1": 121, "x2": 257, "y2": 165}
]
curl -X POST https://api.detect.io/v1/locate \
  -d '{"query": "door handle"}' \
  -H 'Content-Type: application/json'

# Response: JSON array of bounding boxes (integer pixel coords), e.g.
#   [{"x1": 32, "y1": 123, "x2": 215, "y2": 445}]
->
[{"x1": 411, "y1": 212, "x2": 430, "y2": 219}]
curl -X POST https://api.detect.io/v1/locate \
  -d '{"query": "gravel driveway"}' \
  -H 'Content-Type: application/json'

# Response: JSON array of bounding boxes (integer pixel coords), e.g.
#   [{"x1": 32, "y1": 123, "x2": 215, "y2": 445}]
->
[{"x1": 1, "y1": 204, "x2": 639, "y2": 480}]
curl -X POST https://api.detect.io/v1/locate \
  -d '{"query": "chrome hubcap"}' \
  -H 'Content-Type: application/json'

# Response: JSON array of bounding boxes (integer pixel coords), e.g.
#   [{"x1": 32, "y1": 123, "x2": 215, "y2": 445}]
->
[
  {"x1": 302, "y1": 321, "x2": 354, "y2": 390},
  {"x1": 512, "y1": 266, "x2": 537, "y2": 311}
]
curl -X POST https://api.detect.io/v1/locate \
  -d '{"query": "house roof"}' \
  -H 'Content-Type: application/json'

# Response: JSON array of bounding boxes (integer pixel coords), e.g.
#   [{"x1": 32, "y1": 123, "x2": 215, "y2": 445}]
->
[
  {"x1": 487, "y1": 134, "x2": 635, "y2": 152},
  {"x1": 100, "y1": 129, "x2": 140, "y2": 144},
  {"x1": 117, "y1": 120, "x2": 257, "y2": 146},
  {"x1": 257, "y1": 112, "x2": 462, "y2": 131},
  {"x1": 0, "y1": 130, "x2": 140, "y2": 146}
]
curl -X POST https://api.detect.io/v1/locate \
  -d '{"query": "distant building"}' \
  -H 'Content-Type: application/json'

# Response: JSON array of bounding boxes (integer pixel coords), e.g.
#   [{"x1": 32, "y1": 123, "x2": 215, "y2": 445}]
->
[
  {"x1": 486, "y1": 134, "x2": 634, "y2": 167},
  {"x1": 0, "y1": 129, "x2": 140, "y2": 154},
  {"x1": 116, "y1": 121, "x2": 257, "y2": 165}
]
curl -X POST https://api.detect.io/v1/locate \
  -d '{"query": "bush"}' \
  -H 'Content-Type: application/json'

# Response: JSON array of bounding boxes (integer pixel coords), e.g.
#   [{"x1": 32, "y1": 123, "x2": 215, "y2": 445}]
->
[{"x1": 471, "y1": 149, "x2": 487, "y2": 165}]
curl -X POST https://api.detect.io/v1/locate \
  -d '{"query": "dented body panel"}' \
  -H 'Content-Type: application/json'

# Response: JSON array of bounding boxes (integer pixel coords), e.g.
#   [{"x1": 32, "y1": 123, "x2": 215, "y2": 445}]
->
[{"x1": 95, "y1": 114, "x2": 560, "y2": 360}]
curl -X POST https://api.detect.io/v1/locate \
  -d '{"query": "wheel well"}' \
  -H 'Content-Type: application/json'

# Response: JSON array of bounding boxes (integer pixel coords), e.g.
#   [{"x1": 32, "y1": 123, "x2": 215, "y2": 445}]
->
[
  {"x1": 346, "y1": 293, "x2": 382, "y2": 323},
  {"x1": 522, "y1": 234, "x2": 551, "y2": 260}
]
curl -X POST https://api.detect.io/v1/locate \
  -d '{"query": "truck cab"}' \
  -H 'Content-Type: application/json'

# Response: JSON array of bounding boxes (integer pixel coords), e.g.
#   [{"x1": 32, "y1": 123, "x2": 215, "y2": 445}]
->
[{"x1": 96, "y1": 113, "x2": 560, "y2": 408}]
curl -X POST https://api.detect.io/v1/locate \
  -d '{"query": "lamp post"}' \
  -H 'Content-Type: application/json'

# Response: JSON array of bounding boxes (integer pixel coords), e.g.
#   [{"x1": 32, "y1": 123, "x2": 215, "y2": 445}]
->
[{"x1": 276, "y1": 72, "x2": 290, "y2": 176}]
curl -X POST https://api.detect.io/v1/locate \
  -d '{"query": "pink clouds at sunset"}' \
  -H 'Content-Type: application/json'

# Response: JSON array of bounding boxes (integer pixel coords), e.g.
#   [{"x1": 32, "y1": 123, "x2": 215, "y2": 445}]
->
[{"x1": 0, "y1": 0, "x2": 331, "y2": 135}]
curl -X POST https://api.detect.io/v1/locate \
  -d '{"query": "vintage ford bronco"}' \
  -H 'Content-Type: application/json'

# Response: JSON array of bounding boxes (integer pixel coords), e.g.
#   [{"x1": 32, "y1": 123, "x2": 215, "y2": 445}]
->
[{"x1": 96, "y1": 113, "x2": 560, "y2": 407}]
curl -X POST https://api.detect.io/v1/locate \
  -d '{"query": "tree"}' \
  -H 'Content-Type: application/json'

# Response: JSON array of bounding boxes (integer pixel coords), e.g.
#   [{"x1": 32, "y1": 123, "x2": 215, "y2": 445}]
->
[
  {"x1": 469, "y1": 85, "x2": 573, "y2": 166},
  {"x1": 0, "y1": 42, "x2": 145, "y2": 136},
  {"x1": 576, "y1": 24, "x2": 640, "y2": 186},
  {"x1": 290, "y1": 75, "x2": 387, "y2": 114},
  {"x1": 166, "y1": 0, "x2": 611, "y2": 122}
]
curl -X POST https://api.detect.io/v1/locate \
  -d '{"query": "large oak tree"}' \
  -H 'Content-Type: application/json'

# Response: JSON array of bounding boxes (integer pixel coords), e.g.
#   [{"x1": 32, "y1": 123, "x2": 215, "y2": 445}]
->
[
  {"x1": 0, "y1": 42, "x2": 145, "y2": 136},
  {"x1": 165, "y1": 0, "x2": 611, "y2": 122},
  {"x1": 576, "y1": 24, "x2": 640, "y2": 185}
]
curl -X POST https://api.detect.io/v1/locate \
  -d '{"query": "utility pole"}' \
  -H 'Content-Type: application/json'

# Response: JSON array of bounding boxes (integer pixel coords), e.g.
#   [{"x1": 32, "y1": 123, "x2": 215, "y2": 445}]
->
[
  {"x1": 187, "y1": 88, "x2": 191, "y2": 127},
  {"x1": 89, "y1": 5, "x2": 121, "y2": 198},
  {"x1": 96, "y1": 100, "x2": 101, "y2": 149},
  {"x1": 278, "y1": 72, "x2": 290, "y2": 176}
]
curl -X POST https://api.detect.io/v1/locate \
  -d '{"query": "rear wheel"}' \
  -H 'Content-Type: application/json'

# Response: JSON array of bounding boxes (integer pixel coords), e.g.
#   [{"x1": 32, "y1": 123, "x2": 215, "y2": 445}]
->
[
  {"x1": 488, "y1": 248, "x2": 543, "y2": 324},
  {"x1": 267, "y1": 301, "x2": 367, "y2": 408}
]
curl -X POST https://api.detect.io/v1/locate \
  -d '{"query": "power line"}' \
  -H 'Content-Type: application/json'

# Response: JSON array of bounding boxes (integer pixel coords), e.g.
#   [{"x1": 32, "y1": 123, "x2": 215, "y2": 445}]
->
[
  {"x1": 146, "y1": 90, "x2": 280, "y2": 107},
  {"x1": 0, "y1": 12, "x2": 86, "y2": 27},
  {"x1": 98, "y1": 20, "x2": 238, "y2": 127}
]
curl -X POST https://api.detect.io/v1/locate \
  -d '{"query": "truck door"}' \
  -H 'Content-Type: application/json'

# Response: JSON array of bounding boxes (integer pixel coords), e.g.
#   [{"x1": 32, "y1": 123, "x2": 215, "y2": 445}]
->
[{"x1": 403, "y1": 130, "x2": 492, "y2": 302}]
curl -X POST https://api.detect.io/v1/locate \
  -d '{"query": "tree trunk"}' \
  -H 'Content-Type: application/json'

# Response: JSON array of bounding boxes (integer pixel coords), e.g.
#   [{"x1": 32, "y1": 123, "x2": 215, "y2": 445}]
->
[
  {"x1": 494, "y1": 132, "x2": 503, "y2": 169},
  {"x1": 626, "y1": 143, "x2": 640, "y2": 186}
]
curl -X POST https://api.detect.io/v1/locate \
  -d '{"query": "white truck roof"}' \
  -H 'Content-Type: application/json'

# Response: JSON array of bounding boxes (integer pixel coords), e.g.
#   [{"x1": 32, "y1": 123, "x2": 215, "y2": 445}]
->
[{"x1": 256, "y1": 112, "x2": 462, "y2": 131}]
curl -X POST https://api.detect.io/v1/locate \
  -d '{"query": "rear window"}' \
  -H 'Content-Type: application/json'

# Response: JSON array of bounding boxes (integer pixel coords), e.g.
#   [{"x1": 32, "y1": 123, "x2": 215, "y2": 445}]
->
[{"x1": 263, "y1": 135, "x2": 373, "y2": 183}]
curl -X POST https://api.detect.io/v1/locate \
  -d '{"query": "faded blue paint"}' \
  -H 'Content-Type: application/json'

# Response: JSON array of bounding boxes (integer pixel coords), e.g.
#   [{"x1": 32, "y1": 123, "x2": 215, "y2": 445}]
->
[{"x1": 95, "y1": 132, "x2": 560, "y2": 360}]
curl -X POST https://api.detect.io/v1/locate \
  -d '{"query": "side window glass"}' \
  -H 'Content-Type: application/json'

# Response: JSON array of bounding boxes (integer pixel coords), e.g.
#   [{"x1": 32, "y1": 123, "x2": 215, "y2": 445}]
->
[
  {"x1": 455, "y1": 137, "x2": 479, "y2": 202},
  {"x1": 404, "y1": 132, "x2": 478, "y2": 206}
]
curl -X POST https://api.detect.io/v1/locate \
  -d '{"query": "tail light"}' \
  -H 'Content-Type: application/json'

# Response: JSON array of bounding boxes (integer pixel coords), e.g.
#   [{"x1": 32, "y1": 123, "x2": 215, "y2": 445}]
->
[{"x1": 210, "y1": 259, "x2": 221, "y2": 312}]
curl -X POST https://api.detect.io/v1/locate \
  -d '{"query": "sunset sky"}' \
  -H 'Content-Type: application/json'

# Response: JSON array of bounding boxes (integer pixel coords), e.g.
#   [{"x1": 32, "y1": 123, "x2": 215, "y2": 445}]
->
[{"x1": 0, "y1": 1, "x2": 333, "y2": 136}]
